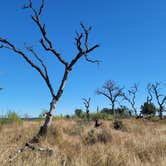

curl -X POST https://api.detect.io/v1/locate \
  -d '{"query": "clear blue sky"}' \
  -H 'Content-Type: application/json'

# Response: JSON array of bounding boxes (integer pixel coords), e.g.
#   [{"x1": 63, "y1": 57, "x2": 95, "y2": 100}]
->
[{"x1": 0, "y1": 0, "x2": 166, "y2": 117}]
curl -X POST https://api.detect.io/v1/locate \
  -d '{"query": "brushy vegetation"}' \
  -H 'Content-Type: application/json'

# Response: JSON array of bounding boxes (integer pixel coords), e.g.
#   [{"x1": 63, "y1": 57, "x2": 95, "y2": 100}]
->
[
  {"x1": 0, "y1": 111, "x2": 22, "y2": 125},
  {"x1": 113, "y1": 120, "x2": 126, "y2": 131},
  {"x1": 0, "y1": 119, "x2": 166, "y2": 166},
  {"x1": 82, "y1": 128, "x2": 112, "y2": 145}
]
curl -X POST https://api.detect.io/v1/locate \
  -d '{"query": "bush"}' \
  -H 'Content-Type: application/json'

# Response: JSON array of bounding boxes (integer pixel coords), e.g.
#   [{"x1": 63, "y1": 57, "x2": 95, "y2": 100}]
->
[
  {"x1": 100, "y1": 106, "x2": 132, "y2": 119},
  {"x1": 140, "y1": 102, "x2": 157, "y2": 116},
  {"x1": 113, "y1": 120, "x2": 126, "y2": 131},
  {"x1": 74, "y1": 109, "x2": 85, "y2": 119},
  {"x1": 53, "y1": 114, "x2": 65, "y2": 120},
  {"x1": 115, "y1": 106, "x2": 132, "y2": 118},
  {"x1": 90, "y1": 112, "x2": 113, "y2": 120},
  {"x1": 0, "y1": 111, "x2": 22, "y2": 125},
  {"x1": 100, "y1": 108, "x2": 112, "y2": 114},
  {"x1": 82, "y1": 128, "x2": 112, "y2": 145}
]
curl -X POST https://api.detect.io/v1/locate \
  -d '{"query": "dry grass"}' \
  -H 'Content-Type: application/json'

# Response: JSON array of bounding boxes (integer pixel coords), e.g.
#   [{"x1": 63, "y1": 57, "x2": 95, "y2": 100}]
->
[{"x1": 0, "y1": 119, "x2": 166, "y2": 166}]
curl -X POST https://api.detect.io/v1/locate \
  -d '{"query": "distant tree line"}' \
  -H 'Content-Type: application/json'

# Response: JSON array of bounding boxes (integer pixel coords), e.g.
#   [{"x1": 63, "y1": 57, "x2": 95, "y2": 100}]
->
[{"x1": 96, "y1": 80, "x2": 165, "y2": 120}]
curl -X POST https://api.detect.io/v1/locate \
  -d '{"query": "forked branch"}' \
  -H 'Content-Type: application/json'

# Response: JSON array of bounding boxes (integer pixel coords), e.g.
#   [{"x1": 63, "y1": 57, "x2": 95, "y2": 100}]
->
[
  {"x1": 23, "y1": 0, "x2": 68, "y2": 67},
  {"x1": 0, "y1": 38, "x2": 55, "y2": 97},
  {"x1": 122, "y1": 83, "x2": 138, "y2": 115},
  {"x1": 83, "y1": 97, "x2": 91, "y2": 110}
]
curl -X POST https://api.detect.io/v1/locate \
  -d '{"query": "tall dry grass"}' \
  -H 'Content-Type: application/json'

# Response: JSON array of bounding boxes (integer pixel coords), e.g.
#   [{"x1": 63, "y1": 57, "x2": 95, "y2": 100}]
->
[{"x1": 0, "y1": 119, "x2": 166, "y2": 166}]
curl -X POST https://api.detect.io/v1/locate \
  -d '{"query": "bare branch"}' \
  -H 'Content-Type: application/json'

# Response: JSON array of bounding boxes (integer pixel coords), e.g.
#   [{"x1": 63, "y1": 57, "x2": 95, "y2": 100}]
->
[
  {"x1": 123, "y1": 83, "x2": 138, "y2": 115},
  {"x1": 38, "y1": 0, "x2": 45, "y2": 18},
  {"x1": 68, "y1": 23, "x2": 99, "y2": 69},
  {"x1": 82, "y1": 97, "x2": 91, "y2": 109},
  {"x1": 84, "y1": 54, "x2": 101, "y2": 64},
  {"x1": 96, "y1": 80, "x2": 123, "y2": 115},
  {"x1": 0, "y1": 38, "x2": 55, "y2": 98},
  {"x1": 80, "y1": 23, "x2": 92, "y2": 50},
  {"x1": 75, "y1": 32, "x2": 83, "y2": 52},
  {"x1": 84, "y1": 44, "x2": 99, "y2": 54},
  {"x1": 147, "y1": 83, "x2": 153, "y2": 103},
  {"x1": 151, "y1": 82, "x2": 166, "y2": 119},
  {"x1": 25, "y1": 46, "x2": 55, "y2": 97},
  {"x1": 96, "y1": 89, "x2": 112, "y2": 101},
  {"x1": 82, "y1": 97, "x2": 91, "y2": 121},
  {"x1": 26, "y1": 46, "x2": 47, "y2": 73},
  {"x1": 23, "y1": 0, "x2": 68, "y2": 67}
]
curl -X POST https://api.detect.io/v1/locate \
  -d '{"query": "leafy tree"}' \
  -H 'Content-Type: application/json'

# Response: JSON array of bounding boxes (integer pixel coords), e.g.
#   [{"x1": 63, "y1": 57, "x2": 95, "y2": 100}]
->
[
  {"x1": 140, "y1": 102, "x2": 157, "y2": 116},
  {"x1": 0, "y1": 0, "x2": 99, "y2": 136},
  {"x1": 75, "y1": 109, "x2": 85, "y2": 118},
  {"x1": 115, "y1": 106, "x2": 132, "y2": 118},
  {"x1": 65, "y1": 115, "x2": 70, "y2": 119},
  {"x1": 100, "y1": 108, "x2": 112, "y2": 114}
]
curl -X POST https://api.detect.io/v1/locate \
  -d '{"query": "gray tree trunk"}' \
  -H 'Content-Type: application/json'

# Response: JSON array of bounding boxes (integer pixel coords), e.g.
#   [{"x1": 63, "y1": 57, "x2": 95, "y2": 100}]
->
[{"x1": 38, "y1": 99, "x2": 57, "y2": 136}]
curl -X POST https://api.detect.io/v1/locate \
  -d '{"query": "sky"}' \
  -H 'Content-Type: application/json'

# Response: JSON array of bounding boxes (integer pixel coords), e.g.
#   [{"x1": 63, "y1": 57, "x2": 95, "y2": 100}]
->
[{"x1": 0, "y1": 0, "x2": 166, "y2": 117}]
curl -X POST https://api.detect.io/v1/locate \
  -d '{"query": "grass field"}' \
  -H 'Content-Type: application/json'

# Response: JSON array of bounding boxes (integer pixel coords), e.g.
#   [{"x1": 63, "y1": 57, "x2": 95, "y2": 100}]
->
[{"x1": 0, "y1": 119, "x2": 166, "y2": 166}]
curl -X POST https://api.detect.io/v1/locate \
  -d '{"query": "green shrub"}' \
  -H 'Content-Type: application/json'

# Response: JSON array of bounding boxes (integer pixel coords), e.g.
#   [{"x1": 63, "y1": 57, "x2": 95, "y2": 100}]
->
[
  {"x1": 149, "y1": 115, "x2": 160, "y2": 121},
  {"x1": 140, "y1": 102, "x2": 157, "y2": 116},
  {"x1": 0, "y1": 111, "x2": 22, "y2": 125},
  {"x1": 74, "y1": 109, "x2": 85, "y2": 119},
  {"x1": 53, "y1": 114, "x2": 65, "y2": 120},
  {"x1": 90, "y1": 112, "x2": 113, "y2": 120}
]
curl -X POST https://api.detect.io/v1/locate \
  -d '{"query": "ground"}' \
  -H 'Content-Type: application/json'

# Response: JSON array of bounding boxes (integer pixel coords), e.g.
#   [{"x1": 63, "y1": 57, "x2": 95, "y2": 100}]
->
[{"x1": 0, "y1": 119, "x2": 166, "y2": 166}]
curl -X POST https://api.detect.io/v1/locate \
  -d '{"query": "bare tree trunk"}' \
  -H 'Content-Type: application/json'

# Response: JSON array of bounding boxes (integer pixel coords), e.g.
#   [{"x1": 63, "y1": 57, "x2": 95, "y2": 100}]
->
[
  {"x1": 112, "y1": 103, "x2": 115, "y2": 116},
  {"x1": 86, "y1": 109, "x2": 90, "y2": 121},
  {"x1": 133, "y1": 108, "x2": 137, "y2": 117},
  {"x1": 159, "y1": 109, "x2": 163, "y2": 120},
  {"x1": 38, "y1": 99, "x2": 57, "y2": 136},
  {"x1": 38, "y1": 68, "x2": 69, "y2": 136}
]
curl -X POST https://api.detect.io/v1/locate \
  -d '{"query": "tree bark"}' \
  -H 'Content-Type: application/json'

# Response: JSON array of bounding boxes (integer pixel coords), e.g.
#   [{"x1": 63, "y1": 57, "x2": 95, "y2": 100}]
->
[
  {"x1": 38, "y1": 99, "x2": 57, "y2": 136},
  {"x1": 86, "y1": 109, "x2": 90, "y2": 121},
  {"x1": 112, "y1": 103, "x2": 115, "y2": 116},
  {"x1": 159, "y1": 109, "x2": 163, "y2": 120}
]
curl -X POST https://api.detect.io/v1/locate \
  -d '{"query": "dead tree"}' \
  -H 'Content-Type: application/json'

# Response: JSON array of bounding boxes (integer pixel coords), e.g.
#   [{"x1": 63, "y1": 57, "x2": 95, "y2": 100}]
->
[
  {"x1": 96, "y1": 80, "x2": 123, "y2": 116},
  {"x1": 122, "y1": 83, "x2": 138, "y2": 116},
  {"x1": 149, "y1": 82, "x2": 166, "y2": 120},
  {"x1": 82, "y1": 97, "x2": 91, "y2": 121},
  {"x1": 0, "y1": 0, "x2": 99, "y2": 137}
]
